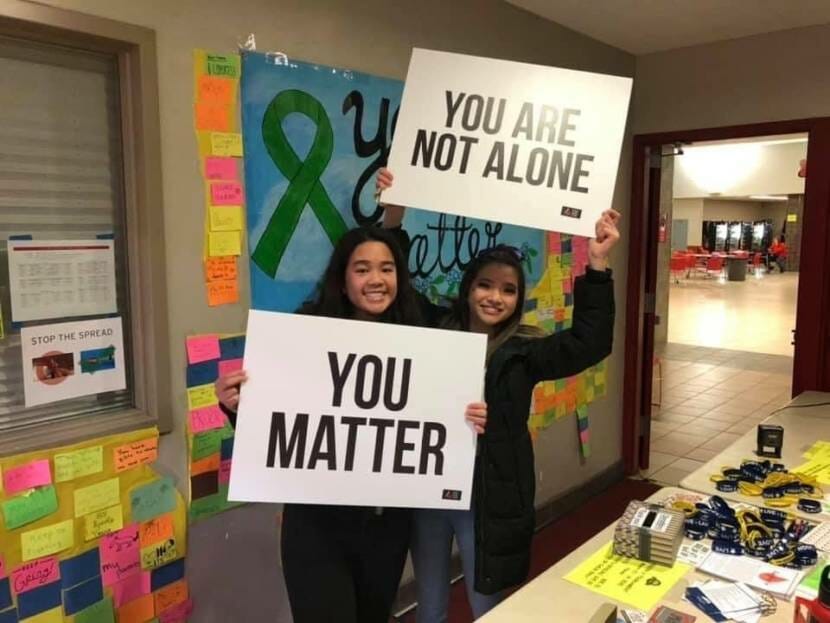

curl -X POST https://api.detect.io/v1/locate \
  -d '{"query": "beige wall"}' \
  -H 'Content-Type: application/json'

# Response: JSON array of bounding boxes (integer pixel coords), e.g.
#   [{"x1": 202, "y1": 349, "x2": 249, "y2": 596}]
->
[{"x1": 673, "y1": 198, "x2": 704, "y2": 246}]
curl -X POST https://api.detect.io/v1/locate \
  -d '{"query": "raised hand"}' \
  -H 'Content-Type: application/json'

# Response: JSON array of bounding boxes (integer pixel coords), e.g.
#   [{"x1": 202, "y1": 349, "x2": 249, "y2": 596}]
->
[
  {"x1": 214, "y1": 370, "x2": 248, "y2": 411},
  {"x1": 588, "y1": 209, "x2": 621, "y2": 271}
]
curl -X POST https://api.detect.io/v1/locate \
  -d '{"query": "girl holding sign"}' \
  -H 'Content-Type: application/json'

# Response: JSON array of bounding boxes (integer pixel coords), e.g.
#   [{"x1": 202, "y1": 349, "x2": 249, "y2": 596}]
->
[
  {"x1": 377, "y1": 168, "x2": 618, "y2": 621},
  {"x1": 215, "y1": 225, "x2": 487, "y2": 623}
]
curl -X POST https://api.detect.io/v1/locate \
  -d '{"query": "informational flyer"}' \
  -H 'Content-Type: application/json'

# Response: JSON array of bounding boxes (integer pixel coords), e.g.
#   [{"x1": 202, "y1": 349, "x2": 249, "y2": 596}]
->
[
  {"x1": 21, "y1": 316, "x2": 126, "y2": 407},
  {"x1": 8, "y1": 240, "x2": 117, "y2": 322}
]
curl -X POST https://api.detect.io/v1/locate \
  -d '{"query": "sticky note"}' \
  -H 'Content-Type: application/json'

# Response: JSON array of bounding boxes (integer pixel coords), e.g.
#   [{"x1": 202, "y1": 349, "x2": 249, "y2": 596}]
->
[
  {"x1": 83, "y1": 504, "x2": 123, "y2": 541},
  {"x1": 186, "y1": 384, "x2": 217, "y2": 410},
  {"x1": 204, "y1": 156, "x2": 237, "y2": 181},
  {"x1": 149, "y1": 559, "x2": 184, "y2": 593},
  {"x1": 209, "y1": 132, "x2": 243, "y2": 157},
  {"x1": 191, "y1": 426, "x2": 231, "y2": 461},
  {"x1": 219, "y1": 460, "x2": 232, "y2": 485},
  {"x1": 0, "y1": 557, "x2": 5, "y2": 579},
  {"x1": 191, "y1": 454, "x2": 220, "y2": 477},
  {"x1": 139, "y1": 515, "x2": 174, "y2": 550},
  {"x1": 74, "y1": 478, "x2": 120, "y2": 517},
  {"x1": 0, "y1": 606, "x2": 15, "y2": 623},
  {"x1": 204, "y1": 256, "x2": 237, "y2": 282},
  {"x1": 154, "y1": 580, "x2": 188, "y2": 615},
  {"x1": 62, "y1": 575, "x2": 103, "y2": 615},
  {"x1": 158, "y1": 598, "x2": 192, "y2": 623},
  {"x1": 59, "y1": 549, "x2": 100, "y2": 589},
  {"x1": 130, "y1": 478, "x2": 176, "y2": 523},
  {"x1": 54, "y1": 447, "x2": 103, "y2": 482},
  {"x1": 117, "y1": 593, "x2": 154, "y2": 623},
  {"x1": 205, "y1": 53, "x2": 239, "y2": 78},
  {"x1": 217, "y1": 358, "x2": 243, "y2": 377},
  {"x1": 3, "y1": 460, "x2": 51, "y2": 495},
  {"x1": 208, "y1": 230, "x2": 242, "y2": 257},
  {"x1": 185, "y1": 361, "x2": 219, "y2": 388},
  {"x1": 207, "y1": 279, "x2": 239, "y2": 306},
  {"x1": 219, "y1": 335, "x2": 245, "y2": 359},
  {"x1": 140, "y1": 538, "x2": 177, "y2": 570},
  {"x1": 209, "y1": 182, "x2": 243, "y2": 206},
  {"x1": 208, "y1": 205, "x2": 243, "y2": 232},
  {"x1": 186, "y1": 335, "x2": 220, "y2": 364},
  {"x1": 220, "y1": 436, "x2": 234, "y2": 460},
  {"x1": 189, "y1": 406, "x2": 226, "y2": 434},
  {"x1": 21, "y1": 520, "x2": 74, "y2": 561},
  {"x1": 100, "y1": 525, "x2": 140, "y2": 586},
  {"x1": 197, "y1": 75, "x2": 236, "y2": 105},
  {"x1": 111, "y1": 573, "x2": 146, "y2": 607},
  {"x1": 20, "y1": 607, "x2": 62, "y2": 623},
  {"x1": 113, "y1": 438, "x2": 159, "y2": 473},
  {"x1": 75, "y1": 596, "x2": 115, "y2": 623},
  {"x1": 194, "y1": 101, "x2": 231, "y2": 132},
  {"x1": 2, "y1": 485, "x2": 58, "y2": 530},
  {"x1": 190, "y1": 470, "x2": 219, "y2": 499},
  {"x1": 11, "y1": 557, "x2": 59, "y2": 595},
  {"x1": 0, "y1": 579, "x2": 10, "y2": 611},
  {"x1": 17, "y1": 580, "x2": 61, "y2": 619}
]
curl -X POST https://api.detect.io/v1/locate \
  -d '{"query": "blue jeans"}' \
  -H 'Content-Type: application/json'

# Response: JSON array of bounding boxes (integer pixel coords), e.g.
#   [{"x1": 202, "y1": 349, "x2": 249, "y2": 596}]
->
[{"x1": 411, "y1": 508, "x2": 504, "y2": 622}]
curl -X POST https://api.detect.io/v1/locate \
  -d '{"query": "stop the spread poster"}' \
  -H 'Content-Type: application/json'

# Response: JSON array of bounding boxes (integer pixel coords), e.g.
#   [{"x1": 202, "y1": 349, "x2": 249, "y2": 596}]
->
[
  {"x1": 385, "y1": 48, "x2": 632, "y2": 236},
  {"x1": 228, "y1": 311, "x2": 487, "y2": 509}
]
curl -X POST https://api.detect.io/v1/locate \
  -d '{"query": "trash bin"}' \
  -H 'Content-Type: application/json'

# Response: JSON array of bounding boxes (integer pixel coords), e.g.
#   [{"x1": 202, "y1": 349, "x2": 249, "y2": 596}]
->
[{"x1": 727, "y1": 256, "x2": 747, "y2": 281}]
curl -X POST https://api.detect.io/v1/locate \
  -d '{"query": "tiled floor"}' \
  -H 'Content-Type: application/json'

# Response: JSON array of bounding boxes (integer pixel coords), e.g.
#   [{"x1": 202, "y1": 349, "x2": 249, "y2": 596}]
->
[{"x1": 644, "y1": 342, "x2": 793, "y2": 486}]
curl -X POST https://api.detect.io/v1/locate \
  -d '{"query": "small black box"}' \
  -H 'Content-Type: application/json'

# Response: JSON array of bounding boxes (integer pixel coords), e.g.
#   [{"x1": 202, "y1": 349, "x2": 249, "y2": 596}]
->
[{"x1": 757, "y1": 424, "x2": 784, "y2": 458}]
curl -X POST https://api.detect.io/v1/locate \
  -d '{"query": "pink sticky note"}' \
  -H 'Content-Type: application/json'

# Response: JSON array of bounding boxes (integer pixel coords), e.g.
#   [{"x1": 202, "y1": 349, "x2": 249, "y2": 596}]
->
[
  {"x1": 219, "y1": 460, "x2": 231, "y2": 485},
  {"x1": 100, "y1": 524, "x2": 140, "y2": 586},
  {"x1": 186, "y1": 335, "x2": 220, "y2": 364},
  {"x1": 210, "y1": 181, "x2": 243, "y2": 206},
  {"x1": 11, "y1": 557, "x2": 60, "y2": 595},
  {"x1": 562, "y1": 278, "x2": 573, "y2": 294},
  {"x1": 188, "y1": 405, "x2": 226, "y2": 434},
  {"x1": 0, "y1": 556, "x2": 6, "y2": 579},
  {"x1": 204, "y1": 156, "x2": 238, "y2": 181},
  {"x1": 218, "y1": 358, "x2": 243, "y2": 377},
  {"x1": 3, "y1": 459, "x2": 52, "y2": 495},
  {"x1": 159, "y1": 598, "x2": 194, "y2": 623},
  {"x1": 112, "y1": 571, "x2": 149, "y2": 607}
]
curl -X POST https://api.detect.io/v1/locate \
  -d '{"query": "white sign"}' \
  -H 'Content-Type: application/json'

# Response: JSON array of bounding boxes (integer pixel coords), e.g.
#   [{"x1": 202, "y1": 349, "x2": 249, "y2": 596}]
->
[
  {"x1": 228, "y1": 310, "x2": 487, "y2": 509},
  {"x1": 21, "y1": 316, "x2": 126, "y2": 407},
  {"x1": 8, "y1": 240, "x2": 117, "y2": 322},
  {"x1": 385, "y1": 48, "x2": 632, "y2": 237}
]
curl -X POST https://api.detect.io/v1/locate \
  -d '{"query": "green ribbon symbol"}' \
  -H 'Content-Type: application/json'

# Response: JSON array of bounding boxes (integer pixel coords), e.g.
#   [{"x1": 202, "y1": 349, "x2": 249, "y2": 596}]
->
[{"x1": 253, "y1": 90, "x2": 349, "y2": 277}]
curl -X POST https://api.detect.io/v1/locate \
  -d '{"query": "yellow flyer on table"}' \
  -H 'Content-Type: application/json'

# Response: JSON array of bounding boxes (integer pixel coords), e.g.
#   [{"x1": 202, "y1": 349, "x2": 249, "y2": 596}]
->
[{"x1": 564, "y1": 542, "x2": 691, "y2": 611}]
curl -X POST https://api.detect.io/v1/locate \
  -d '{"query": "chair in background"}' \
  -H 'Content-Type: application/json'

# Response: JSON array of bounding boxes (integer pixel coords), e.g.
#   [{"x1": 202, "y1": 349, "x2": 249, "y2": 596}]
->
[
  {"x1": 750, "y1": 252, "x2": 763, "y2": 275},
  {"x1": 670, "y1": 256, "x2": 687, "y2": 283},
  {"x1": 705, "y1": 255, "x2": 725, "y2": 278}
]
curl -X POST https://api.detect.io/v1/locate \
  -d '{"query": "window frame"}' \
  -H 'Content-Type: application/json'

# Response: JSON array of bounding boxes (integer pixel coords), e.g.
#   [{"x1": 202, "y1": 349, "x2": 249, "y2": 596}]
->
[{"x1": 0, "y1": 0, "x2": 171, "y2": 454}]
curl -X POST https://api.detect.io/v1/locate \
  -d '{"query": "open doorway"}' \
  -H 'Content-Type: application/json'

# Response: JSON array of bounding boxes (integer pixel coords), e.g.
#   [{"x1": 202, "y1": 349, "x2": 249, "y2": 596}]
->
[{"x1": 646, "y1": 134, "x2": 805, "y2": 484}]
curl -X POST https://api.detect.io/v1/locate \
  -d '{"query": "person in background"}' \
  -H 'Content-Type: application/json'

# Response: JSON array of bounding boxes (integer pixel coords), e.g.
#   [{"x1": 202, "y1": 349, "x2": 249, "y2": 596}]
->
[{"x1": 768, "y1": 236, "x2": 788, "y2": 273}]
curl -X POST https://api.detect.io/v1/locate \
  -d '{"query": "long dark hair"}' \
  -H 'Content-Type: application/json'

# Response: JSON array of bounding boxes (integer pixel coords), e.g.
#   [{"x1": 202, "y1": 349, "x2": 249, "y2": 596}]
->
[{"x1": 298, "y1": 227, "x2": 424, "y2": 327}]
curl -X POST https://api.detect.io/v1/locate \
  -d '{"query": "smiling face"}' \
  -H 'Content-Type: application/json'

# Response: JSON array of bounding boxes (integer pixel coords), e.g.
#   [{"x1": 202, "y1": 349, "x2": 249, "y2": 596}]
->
[
  {"x1": 344, "y1": 241, "x2": 398, "y2": 319},
  {"x1": 466, "y1": 262, "x2": 520, "y2": 334}
]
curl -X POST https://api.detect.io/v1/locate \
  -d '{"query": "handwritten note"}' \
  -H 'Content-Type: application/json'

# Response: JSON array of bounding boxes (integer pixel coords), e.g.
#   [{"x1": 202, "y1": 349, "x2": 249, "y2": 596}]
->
[
  {"x1": 117, "y1": 593, "x2": 154, "y2": 623},
  {"x1": 219, "y1": 459, "x2": 232, "y2": 485},
  {"x1": 139, "y1": 514, "x2": 174, "y2": 549},
  {"x1": 2, "y1": 484, "x2": 58, "y2": 530},
  {"x1": 208, "y1": 205, "x2": 243, "y2": 232},
  {"x1": 188, "y1": 405, "x2": 226, "y2": 434},
  {"x1": 100, "y1": 525, "x2": 140, "y2": 586},
  {"x1": 155, "y1": 579, "x2": 188, "y2": 615},
  {"x1": 130, "y1": 478, "x2": 176, "y2": 523},
  {"x1": 209, "y1": 182, "x2": 243, "y2": 206},
  {"x1": 204, "y1": 156, "x2": 237, "y2": 181},
  {"x1": 205, "y1": 53, "x2": 239, "y2": 78},
  {"x1": 140, "y1": 538, "x2": 177, "y2": 570},
  {"x1": 113, "y1": 437, "x2": 159, "y2": 473},
  {"x1": 197, "y1": 75, "x2": 236, "y2": 105},
  {"x1": 159, "y1": 597, "x2": 193, "y2": 623},
  {"x1": 21, "y1": 519, "x2": 74, "y2": 561},
  {"x1": 191, "y1": 426, "x2": 232, "y2": 461},
  {"x1": 84, "y1": 504, "x2": 123, "y2": 541},
  {"x1": 208, "y1": 230, "x2": 242, "y2": 257},
  {"x1": 204, "y1": 256, "x2": 237, "y2": 282},
  {"x1": 194, "y1": 101, "x2": 231, "y2": 132},
  {"x1": 187, "y1": 384, "x2": 218, "y2": 411},
  {"x1": 11, "y1": 557, "x2": 60, "y2": 595},
  {"x1": 54, "y1": 446, "x2": 103, "y2": 482},
  {"x1": 74, "y1": 478, "x2": 120, "y2": 517},
  {"x1": 75, "y1": 595, "x2": 115, "y2": 623},
  {"x1": 111, "y1": 572, "x2": 146, "y2": 607},
  {"x1": 186, "y1": 335, "x2": 220, "y2": 364},
  {"x1": 210, "y1": 132, "x2": 243, "y2": 157},
  {"x1": 3, "y1": 460, "x2": 51, "y2": 495},
  {"x1": 207, "y1": 279, "x2": 239, "y2": 306},
  {"x1": 218, "y1": 358, "x2": 243, "y2": 377},
  {"x1": 191, "y1": 454, "x2": 220, "y2": 477}
]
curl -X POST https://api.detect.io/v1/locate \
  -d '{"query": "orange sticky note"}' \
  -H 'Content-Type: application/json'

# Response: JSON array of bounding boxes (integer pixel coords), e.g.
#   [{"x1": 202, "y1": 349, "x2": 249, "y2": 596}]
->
[
  {"x1": 114, "y1": 438, "x2": 159, "y2": 473},
  {"x1": 139, "y1": 514, "x2": 174, "y2": 548},
  {"x1": 207, "y1": 279, "x2": 239, "y2": 306},
  {"x1": 205, "y1": 256, "x2": 237, "y2": 282},
  {"x1": 155, "y1": 579, "x2": 189, "y2": 614},
  {"x1": 195, "y1": 101, "x2": 231, "y2": 132},
  {"x1": 197, "y1": 75, "x2": 236, "y2": 105},
  {"x1": 118, "y1": 593, "x2": 155, "y2": 623},
  {"x1": 191, "y1": 454, "x2": 220, "y2": 477}
]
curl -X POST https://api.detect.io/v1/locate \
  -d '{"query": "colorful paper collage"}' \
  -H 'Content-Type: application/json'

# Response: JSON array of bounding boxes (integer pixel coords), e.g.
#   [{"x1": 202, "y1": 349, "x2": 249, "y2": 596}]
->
[
  {"x1": 194, "y1": 49, "x2": 244, "y2": 307},
  {"x1": 0, "y1": 429, "x2": 191, "y2": 622},
  {"x1": 184, "y1": 334, "x2": 246, "y2": 522}
]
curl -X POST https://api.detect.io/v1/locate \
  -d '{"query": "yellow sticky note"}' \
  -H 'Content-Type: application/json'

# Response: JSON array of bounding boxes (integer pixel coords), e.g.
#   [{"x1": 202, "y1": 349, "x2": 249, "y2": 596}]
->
[
  {"x1": 140, "y1": 537, "x2": 178, "y2": 569},
  {"x1": 20, "y1": 607, "x2": 63, "y2": 623},
  {"x1": 208, "y1": 231, "x2": 241, "y2": 257},
  {"x1": 210, "y1": 132, "x2": 243, "y2": 157},
  {"x1": 187, "y1": 384, "x2": 218, "y2": 410},
  {"x1": 21, "y1": 519, "x2": 74, "y2": 561},
  {"x1": 54, "y1": 446, "x2": 104, "y2": 482},
  {"x1": 209, "y1": 205, "x2": 243, "y2": 232},
  {"x1": 84, "y1": 503, "x2": 124, "y2": 541},
  {"x1": 563, "y1": 542, "x2": 691, "y2": 611},
  {"x1": 74, "y1": 477, "x2": 120, "y2": 517}
]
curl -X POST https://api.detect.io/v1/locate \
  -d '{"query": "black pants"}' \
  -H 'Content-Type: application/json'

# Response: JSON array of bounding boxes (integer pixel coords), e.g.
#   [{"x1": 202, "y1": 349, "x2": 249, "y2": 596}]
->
[{"x1": 281, "y1": 504, "x2": 411, "y2": 623}]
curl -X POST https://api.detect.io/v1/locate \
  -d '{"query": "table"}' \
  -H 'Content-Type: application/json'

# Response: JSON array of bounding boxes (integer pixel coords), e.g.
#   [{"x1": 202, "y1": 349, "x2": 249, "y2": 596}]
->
[
  {"x1": 479, "y1": 487, "x2": 805, "y2": 622},
  {"x1": 680, "y1": 391, "x2": 830, "y2": 521}
]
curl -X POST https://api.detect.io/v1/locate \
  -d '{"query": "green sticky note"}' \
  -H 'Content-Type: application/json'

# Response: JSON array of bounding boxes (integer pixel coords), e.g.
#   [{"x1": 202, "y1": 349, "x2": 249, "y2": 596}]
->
[
  {"x1": 800, "y1": 562, "x2": 824, "y2": 594},
  {"x1": 131, "y1": 477, "x2": 176, "y2": 522},
  {"x1": 206, "y1": 53, "x2": 239, "y2": 78},
  {"x1": 75, "y1": 596, "x2": 115, "y2": 623},
  {"x1": 2, "y1": 485, "x2": 58, "y2": 529},
  {"x1": 191, "y1": 424, "x2": 234, "y2": 461}
]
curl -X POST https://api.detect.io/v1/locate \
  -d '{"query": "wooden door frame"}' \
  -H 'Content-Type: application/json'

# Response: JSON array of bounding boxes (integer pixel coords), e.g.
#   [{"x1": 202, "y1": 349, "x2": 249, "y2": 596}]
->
[{"x1": 623, "y1": 118, "x2": 830, "y2": 474}]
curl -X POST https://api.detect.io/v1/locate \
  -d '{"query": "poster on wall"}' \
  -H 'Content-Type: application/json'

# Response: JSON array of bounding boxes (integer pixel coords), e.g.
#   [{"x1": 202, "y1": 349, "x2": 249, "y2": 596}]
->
[
  {"x1": 7, "y1": 240, "x2": 117, "y2": 322},
  {"x1": 384, "y1": 49, "x2": 633, "y2": 237},
  {"x1": 21, "y1": 316, "x2": 126, "y2": 407},
  {"x1": 228, "y1": 311, "x2": 486, "y2": 509}
]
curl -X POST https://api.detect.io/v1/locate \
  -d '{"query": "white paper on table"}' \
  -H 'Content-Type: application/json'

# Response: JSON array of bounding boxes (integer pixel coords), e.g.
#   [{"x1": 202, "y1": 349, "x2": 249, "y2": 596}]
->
[
  {"x1": 802, "y1": 521, "x2": 830, "y2": 552},
  {"x1": 676, "y1": 541, "x2": 712, "y2": 567},
  {"x1": 698, "y1": 552, "x2": 804, "y2": 599}
]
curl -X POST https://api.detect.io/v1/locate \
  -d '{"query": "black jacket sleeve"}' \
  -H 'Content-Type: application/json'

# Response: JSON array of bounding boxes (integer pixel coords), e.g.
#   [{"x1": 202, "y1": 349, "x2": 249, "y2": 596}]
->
[
  {"x1": 219, "y1": 400, "x2": 238, "y2": 429},
  {"x1": 523, "y1": 267, "x2": 615, "y2": 384}
]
